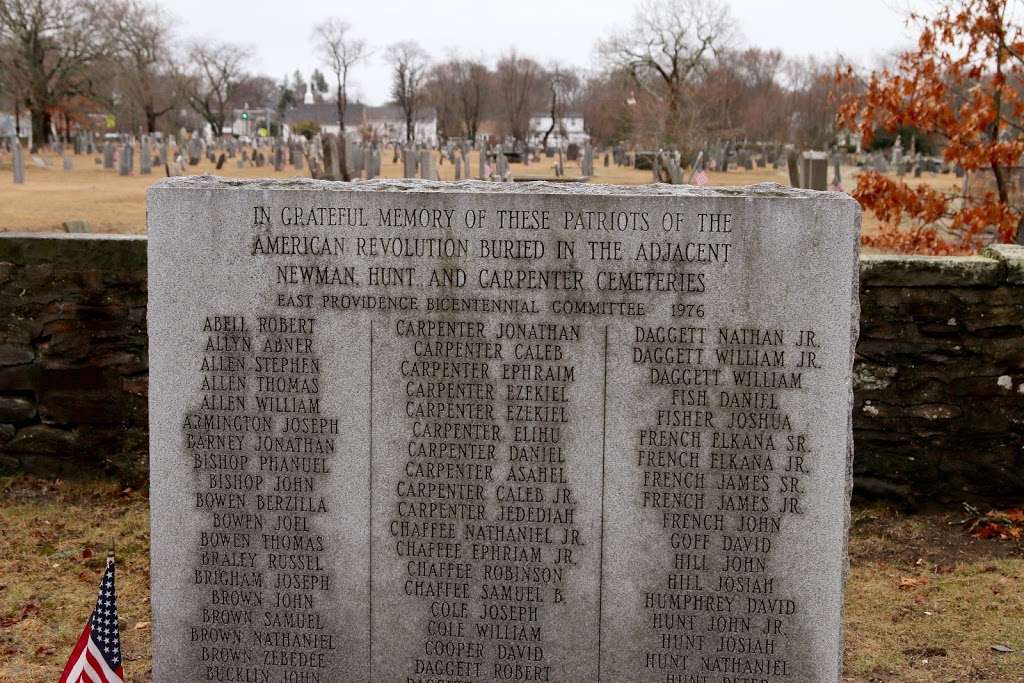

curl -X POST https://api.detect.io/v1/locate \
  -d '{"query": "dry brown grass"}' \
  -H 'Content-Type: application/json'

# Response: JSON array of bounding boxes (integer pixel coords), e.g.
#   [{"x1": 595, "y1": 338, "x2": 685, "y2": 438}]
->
[
  {"x1": 0, "y1": 477, "x2": 151, "y2": 682},
  {"x1": 0, "y1": 476, "x2": 1021, "y2": 682},
  {"x1": 0, "y1": 148, "x2": 960, "y2": 241},
  {"x1": 843, "y1": 505, "x2": 1024, "y2": 682}
]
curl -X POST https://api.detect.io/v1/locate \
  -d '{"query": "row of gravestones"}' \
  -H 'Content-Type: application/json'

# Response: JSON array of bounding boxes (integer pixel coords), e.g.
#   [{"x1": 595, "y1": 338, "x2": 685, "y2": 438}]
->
[
  {"x1": 304, "y1": 133, "x2": 383, "y2": 181},
  {"x1": 8, "y1": 131, "x2": 859, "y2": 190}
]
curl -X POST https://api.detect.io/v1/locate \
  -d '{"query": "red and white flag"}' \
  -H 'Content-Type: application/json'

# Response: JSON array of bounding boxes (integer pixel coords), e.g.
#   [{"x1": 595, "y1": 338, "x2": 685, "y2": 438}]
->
[{"x1": 59, "y1": 556, "x2": 125, "y2": 683}]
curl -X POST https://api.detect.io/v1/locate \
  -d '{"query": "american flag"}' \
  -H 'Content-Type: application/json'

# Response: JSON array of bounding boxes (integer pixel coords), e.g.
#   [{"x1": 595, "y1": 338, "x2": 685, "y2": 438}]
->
[{"x1": 59, "y1": 557, "x2": 125, "y2": 683}]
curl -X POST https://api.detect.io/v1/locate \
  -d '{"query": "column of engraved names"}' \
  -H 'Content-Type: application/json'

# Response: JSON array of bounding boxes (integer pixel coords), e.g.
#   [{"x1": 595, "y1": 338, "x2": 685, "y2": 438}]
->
[
  {"x1": 632, "y1": 321, "x2": 826, "y2": 682},
  {"x1": 390, "y1": 316, "x2": 582, "y2": 682},
  {"x1": 182, "y1": 314, "x2": 339, "y2": 683},
  {"x1": 492, "y1": 319, "x2": 582, "y2": 682},
  {"x1": 394, "y1": 317, "x2": 495, "y2": 683},
  {"x1": 632, "y1": 320, "x2": 715, "y2": 682}
]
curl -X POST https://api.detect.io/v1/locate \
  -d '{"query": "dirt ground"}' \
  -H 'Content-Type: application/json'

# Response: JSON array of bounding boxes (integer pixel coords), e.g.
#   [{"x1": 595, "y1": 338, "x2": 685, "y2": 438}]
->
[
  {"x1": 0, "y1": 476, "x2": 1020, "y2": 682},
  {"x1": 0, "y1": 148, "x2": 958, "y2": 239}
]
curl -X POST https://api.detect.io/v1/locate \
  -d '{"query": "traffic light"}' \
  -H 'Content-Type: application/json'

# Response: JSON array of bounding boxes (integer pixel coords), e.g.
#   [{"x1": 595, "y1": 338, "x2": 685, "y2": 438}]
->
[{"x1": 241, "y1": 111, "x2": 249, "y2": 120}]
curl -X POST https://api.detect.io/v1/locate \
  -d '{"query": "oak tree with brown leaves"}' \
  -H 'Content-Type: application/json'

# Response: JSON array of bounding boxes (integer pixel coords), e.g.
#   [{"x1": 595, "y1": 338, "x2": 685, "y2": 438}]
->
[{"x1": 837, "y1": 0, "x2": 1024, "y2": 253}]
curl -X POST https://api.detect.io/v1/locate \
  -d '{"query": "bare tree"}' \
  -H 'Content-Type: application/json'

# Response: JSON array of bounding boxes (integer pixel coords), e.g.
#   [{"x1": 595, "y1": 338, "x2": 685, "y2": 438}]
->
[
  {"x1": 785, "y1": 56, "x2": 842, "y2": 149},
  {"x1": 0, "y1": 0, "x2": 112, "y2": 144},
  {"x1": 426, "y1": 55, "x2": 491, "y2": 143},
  {"x1": 313, "y1": 17, "x2": 368, "y2": 180},
  {"x1": 182, "y1": 41, "x2": 247, "y2": 137},
  {"x1": 599, "y1": 0, "x2": 736, "y2": 146},
  {"x1": 387, "y1": 40, "x2": 429, "y2": 143},
  {"x1": 540, "y1": 63, "x2": 580, "y2": 149},
  {"x1": 425, "y1": 59, "x2": 460, "y2": 141},
  {"x1": 454, "y1": 58, "x2": 489, "y2": 144},
  {"x1": 105, "y1": 0, "x2": 177, "y2": 134},
  {"x1": 578, "y1": 68, "x2": 635, "y2": 146},
  {"x1": 496, "y1": 49, "x2": 544, "y2": 144}
]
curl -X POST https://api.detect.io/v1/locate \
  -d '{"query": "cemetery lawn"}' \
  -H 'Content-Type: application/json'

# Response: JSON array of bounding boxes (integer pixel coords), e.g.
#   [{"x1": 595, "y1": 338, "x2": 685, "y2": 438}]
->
[
  {"x1": 1, "y1": 476, "x2": 1021, "y2": 682},
  {"x1": 0, "y1": 150, "x2": 953, "y2": 244}
]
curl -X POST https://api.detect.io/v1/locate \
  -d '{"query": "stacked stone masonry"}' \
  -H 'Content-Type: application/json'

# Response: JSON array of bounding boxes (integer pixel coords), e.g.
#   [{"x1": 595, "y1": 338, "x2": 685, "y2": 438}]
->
[{"x1": 0, "y1": 233, "x2": 1021, "y2": 503}]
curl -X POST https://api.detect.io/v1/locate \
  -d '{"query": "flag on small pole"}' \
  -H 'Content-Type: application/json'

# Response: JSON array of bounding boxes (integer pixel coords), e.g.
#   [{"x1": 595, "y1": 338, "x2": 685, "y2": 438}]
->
[
  {"x1": 689, "y1": 150, "x2": 709, "y2": 187},
  {"x1": 59, "y1": 554, "x2": 125, "y2": 683}
]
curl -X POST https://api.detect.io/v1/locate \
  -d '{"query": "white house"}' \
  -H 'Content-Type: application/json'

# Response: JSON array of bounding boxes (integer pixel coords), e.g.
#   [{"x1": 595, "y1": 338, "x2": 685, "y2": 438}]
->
[
  {"x1": 0, "y1": 112, "x2": 32, "y2": 140},
  {"x1": 282, "y1": 103, "x2": 438, "y2": 146},
  {"x1": 529, "y1": 113, "x2": 588, "y2": 148}
]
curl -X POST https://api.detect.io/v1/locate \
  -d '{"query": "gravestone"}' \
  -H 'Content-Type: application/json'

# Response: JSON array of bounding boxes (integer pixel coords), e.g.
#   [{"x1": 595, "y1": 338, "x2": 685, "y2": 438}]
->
[
  {"x1": 63, "y1": 155, "x2": 73, "y2": 171},
  {"x1": 149, "y1": 177, "x2": 860, "y2": 683},
  {"x1": 419, "y1": 148, "x2": 437, "y2": 181},
  {"x1": 370, "y1": 145, "x2": 382, "y2": 180},
  {"x1": 62, "y1": 219, "x2": 90, "y2": 233},
  {"x1": 495, "y1": 149, "x2": 508, "y2": 180},
  {"x1": 321, "y1": 136, "x2": 340, "y2": 181},
  {"x1": 119, "y1": 143, "x2": 133, "y2": 176},
  {"x1": 12, "y1": 140, "x2": 24, "y2": 184},
  {"x1": 188, "y1": 138, "x2": 202, "y2": 166},
  {"x1": 405, "y1": 146, "x2": 418, "y2": 179},
  {"x1": 352, "y1": 144, "x2": 365, "y2": 178},
  {"x1": 103, "y1": 143, "x2": 114, "y2": 169},
  {"x1": 141, "y1": 139, "x2": 152, "y2": 175},
  {"x1": 801, "y1": 152, "x2": 828, "y2": 191},
  {"x1": 786, "y1": 151, "x2": 801, "y2": 188},
  {"x1": 581, "y1": 145, "x2": 595, "y2": 177}
]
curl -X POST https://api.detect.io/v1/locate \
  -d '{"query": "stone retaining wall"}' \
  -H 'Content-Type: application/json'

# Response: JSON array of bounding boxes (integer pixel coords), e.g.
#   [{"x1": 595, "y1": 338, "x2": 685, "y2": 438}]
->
[
  {"x1": 857, "y1": 245, "x2": 1024, "y2": 504},
  {"x1": 0, "y1": 235, "x2": 148, "y2": 481},
  {"x1": 1, "y1": 233, "x2": 1021, "y2": 503}
]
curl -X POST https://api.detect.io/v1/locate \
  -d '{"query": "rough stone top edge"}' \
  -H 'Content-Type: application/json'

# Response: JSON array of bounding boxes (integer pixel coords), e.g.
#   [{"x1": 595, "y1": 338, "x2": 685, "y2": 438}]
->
[
  {"x1": 982, "y1": 243, "x2": 1024, "y2": 284},
  {"x1": 0, "y1": 231, "x2": 146, "y2": 242},
  {"x1": 859, "y1": 253, "x2": 1005, "y2": 286},
  {"x1": 0, "y1": 232, "x2": 146, "y2": 269},
  {"x1": 148, "y1": 175, "x2": 857, "y2": 203}
]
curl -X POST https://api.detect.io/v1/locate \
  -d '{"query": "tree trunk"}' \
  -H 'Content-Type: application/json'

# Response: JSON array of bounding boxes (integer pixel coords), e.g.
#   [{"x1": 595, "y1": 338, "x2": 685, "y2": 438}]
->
[
  {"x1": 542, "y1": 90, "x2": 556, "y2": 150},
  {"x1": 992, "y1": 162, "x2": 1009, "y2": 206},
  {"x1": 336, "y1": 87, "x2": 350, "y2": 181},
  {"x1": 145, "y1": 105, "x2": 159, "y2": 134},
  {"x1": 406, "y1": 111, "x2": 414, "y2": 143},
  {"x1": 32, "y1": 109, "x2": 52, "y2": 146}
]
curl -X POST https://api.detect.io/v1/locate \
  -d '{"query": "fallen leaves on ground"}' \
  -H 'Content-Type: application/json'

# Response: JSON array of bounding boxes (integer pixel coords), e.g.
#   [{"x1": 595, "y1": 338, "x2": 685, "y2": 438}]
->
[
  {"x1": 898, "y1": 575, "x2": 929, "y2": 590},
  {"x1": 965, "y1": 508, "x2": 1024, "y2": 541}
]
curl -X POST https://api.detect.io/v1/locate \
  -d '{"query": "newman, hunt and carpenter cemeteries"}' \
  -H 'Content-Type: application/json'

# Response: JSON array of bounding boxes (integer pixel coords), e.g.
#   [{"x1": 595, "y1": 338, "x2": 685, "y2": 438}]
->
[{"x1": 148, "y1": 176, "x2": 860, "y2": 682}]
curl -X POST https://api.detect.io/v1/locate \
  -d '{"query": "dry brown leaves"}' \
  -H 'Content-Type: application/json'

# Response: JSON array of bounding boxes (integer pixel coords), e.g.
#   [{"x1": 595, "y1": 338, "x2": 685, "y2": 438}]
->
[{"x1": 966, "y1": 508, "x2": 1024, "y2": 541}]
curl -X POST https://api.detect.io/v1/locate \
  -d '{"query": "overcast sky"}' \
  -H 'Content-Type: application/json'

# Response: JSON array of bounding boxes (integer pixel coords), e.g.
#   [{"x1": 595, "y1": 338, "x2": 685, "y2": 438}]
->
[{"x1": 161, "y1": 0, "x2": 926, "y2": 105}]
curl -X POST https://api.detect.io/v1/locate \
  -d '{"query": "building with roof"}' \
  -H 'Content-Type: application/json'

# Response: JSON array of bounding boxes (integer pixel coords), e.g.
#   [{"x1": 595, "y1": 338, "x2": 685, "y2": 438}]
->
[
  {"x1": 280, "y1": 102, "x2": 438, "y2": 145},
  {"x1": 529, "y1": 113, "x2": 588, "y2": 149}
]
